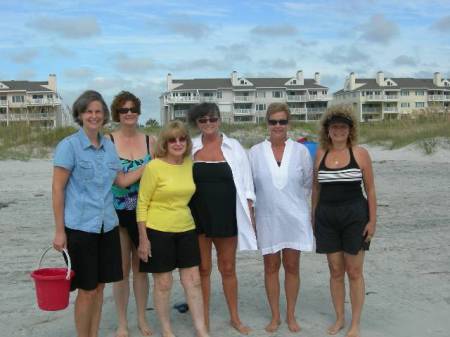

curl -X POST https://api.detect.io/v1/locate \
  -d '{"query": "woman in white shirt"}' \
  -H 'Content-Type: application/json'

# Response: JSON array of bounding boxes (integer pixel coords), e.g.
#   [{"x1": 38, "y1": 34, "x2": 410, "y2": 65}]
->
[
  {"x1": 188, "y1": 102, "x2": 257, "y2": 335},
  {"x1": 249, "y1": 103, "x2": 314, "y2": 333}
]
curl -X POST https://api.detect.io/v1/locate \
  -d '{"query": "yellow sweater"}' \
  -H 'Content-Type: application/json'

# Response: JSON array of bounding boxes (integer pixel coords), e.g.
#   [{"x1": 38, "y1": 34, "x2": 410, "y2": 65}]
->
[{"x1": 136, "y1": 158, "x2": 195, "y2": 233}]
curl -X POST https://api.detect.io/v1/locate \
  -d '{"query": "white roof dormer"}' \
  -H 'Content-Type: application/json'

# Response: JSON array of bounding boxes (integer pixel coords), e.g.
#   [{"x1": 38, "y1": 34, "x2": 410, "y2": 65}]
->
[
  {"x1": 237, "y1": 77, "x2": 253, "y2": 86},
  {"x1": 0, "y1": 82, "x2": 10, "y2": 89},
  {"x1": 384, "y1": 78, "x2": 398, "y2": 87}
]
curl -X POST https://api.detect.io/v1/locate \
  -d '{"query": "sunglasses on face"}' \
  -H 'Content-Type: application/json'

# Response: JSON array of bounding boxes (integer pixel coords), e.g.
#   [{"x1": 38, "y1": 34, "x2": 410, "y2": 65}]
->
[
  {"x1": 167, "y1": 136, "x2": 187, "y2": 144},
  {"x1": 117, "y1": 107, "x2": 139, "y2": 114},
  {"x1": 268, "y1": 119, "x2": 289, "y2": 126},
  {"x1": 197, "y1": 117, "x2": 219, "y2": 124}
]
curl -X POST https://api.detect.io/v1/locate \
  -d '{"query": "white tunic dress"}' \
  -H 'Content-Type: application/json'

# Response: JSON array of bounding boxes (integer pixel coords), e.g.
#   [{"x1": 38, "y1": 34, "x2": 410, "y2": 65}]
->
[{"x1": 249, "y1": 139, "x2": 314, "y2": 255}]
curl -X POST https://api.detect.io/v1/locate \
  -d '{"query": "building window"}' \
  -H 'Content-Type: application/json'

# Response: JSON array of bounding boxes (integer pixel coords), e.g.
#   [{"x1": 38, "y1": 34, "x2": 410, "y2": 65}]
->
[
  {"x1": 415, "y1": 90, "x2": 424, "y2": 96},
  {"x1": 272, "y1": 91, "x2": 282, "y2": 98},
  {"x1": 12, "y1": 95, "x2": 24, "y2": 103},
  {"x1": 217, "y1": 91, "x2": 222, "y2": 99},
  {"x1": 256, "y1": 104, "x2": 266, "y2": 111},
  {"x1": 257, "y1": 91, "x2": 266, "y2": 98},
  {"x1": 292, "y1": 80, "x2": 296, "y2": 84},
  {"x1": 401, "y1": 90, "x2": 409, "y2": 96},
  {"x1": 415, "y1": 102, "x2": 425, "y2": 108},
  {"x1": 401, "y1": 102, "x2": 410, "y2": 108}
]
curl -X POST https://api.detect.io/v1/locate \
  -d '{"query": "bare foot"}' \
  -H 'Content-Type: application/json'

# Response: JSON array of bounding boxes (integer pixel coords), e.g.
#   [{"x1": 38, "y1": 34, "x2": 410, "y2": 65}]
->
[
  {"x1": 265, "y1": 318, "x2": 281, "y2": 333},
  {"x1": 116, "y1": 326, "x2": 129, "y2": 337},
  {"x1": 345, "y1": 325, "x2": 360, "y2": 337},
  {"x1": 230, "y1": 320, "x2": 252, "y2": 335},
  {"x1": 138, "y1": 319, "x2": 153, "y2": 336},
  {"x1": 286, "y1": 317, "x2": 301, "y2": 333},
  {"x1": 327, "y1": 319, "x2": 345, "y2": 335}
]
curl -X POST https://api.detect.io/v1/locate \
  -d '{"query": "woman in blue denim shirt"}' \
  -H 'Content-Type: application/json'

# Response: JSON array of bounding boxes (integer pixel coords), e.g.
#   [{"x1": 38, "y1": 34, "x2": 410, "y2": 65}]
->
[{"x1": 52, "y1": 90, "x2": 144, "y2": 337}]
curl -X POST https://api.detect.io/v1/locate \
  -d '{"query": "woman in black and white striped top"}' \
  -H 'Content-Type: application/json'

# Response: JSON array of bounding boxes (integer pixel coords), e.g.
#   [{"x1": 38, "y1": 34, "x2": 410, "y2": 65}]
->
[{"x1": 312, "y1": 105, "x2": 377, "y2": 337}]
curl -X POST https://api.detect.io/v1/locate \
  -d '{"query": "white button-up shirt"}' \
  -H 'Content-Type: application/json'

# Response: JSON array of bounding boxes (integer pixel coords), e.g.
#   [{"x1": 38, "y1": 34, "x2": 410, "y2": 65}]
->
[{"x1": 192, "y1": 133, "x2": 257, "y2": 251}]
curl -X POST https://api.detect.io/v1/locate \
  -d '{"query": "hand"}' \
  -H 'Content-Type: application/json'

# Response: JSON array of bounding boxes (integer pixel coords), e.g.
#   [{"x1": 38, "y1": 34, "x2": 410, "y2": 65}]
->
[
  {"x1": 363, "y1": 221, "x2": 376, "y2": 242},
  {"x1": 53, "y1": 230, "x2": 67, "y2": 252},
  {"x1": 138, "y1": 238, "x2": 151, "y2": 262}
]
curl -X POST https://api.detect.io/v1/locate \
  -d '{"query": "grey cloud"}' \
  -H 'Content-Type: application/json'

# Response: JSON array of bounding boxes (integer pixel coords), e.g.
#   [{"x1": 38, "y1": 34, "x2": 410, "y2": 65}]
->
[
  {"x1": 28, "y1": 16, "x2": 100, "y2": 39},
  {"x1": 432, "y1": 15, "x2": 450, "y2": 32},
  {"x1": 215, "y1": 43, "x2": 251, "y2": 62},
  {"x1": 51, "y1": 45, "x2": 76, "y2": 57},
  {"x1": 413, "y1": 71, "x2": 432, "y2": 79},
  {"x1": 296, "y1": 38, "x2": 318, "y2": 47},
  {"x1": 64, "y1": 67, "x2": 93, "y2": 79},
  {"x1": 359, "y1": 14, "x2": 399, "y2": 44},
  {"x1": 11, "y1": 49, "x2": 38, "y2": 64},
  {"x1": 167, "y1": 21, "x2": 211, "y2": 40},
  {"x1": 173, "y1": 58, "x2": 229, "y2": 71},
  {"x1": 114, "y1": 54, "x2": 157, "y2": 74},
  {"x1": 393, "y1": 55, "x2": 417, "y2": 66},
  {"x1": 258, "y1": 58, "x2": 297, "y2": 69},
  {"x1": 324, "y1": 46, "x2": 370, "y2": 65},
  {"x1": 251, "y1": 24, "x2": 298, "y2": 36}
]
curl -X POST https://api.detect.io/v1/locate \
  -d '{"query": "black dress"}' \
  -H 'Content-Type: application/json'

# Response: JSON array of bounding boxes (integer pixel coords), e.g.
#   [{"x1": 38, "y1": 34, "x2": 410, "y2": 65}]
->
[{"x1": 190, "y1": 161, "x2": 238, "y2": 237}]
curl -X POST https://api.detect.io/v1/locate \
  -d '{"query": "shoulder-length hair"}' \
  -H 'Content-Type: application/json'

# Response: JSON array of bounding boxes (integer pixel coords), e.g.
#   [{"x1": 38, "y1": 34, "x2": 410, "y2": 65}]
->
[
  {"x1": 154, "y1": 120, "x2": 192, "y2": 158},
  {"x1": 72, "y1": 90, "x2": 109, "y2": 126},
  {"x1": 318, "y1": 104, "x2": 359, "y2": 150}
]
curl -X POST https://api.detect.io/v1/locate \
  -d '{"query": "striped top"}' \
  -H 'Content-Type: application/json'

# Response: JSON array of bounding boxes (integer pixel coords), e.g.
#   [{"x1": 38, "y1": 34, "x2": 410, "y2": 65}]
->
[{"x1": 318, "y1": 147, "x2": 364, "y2": 204}]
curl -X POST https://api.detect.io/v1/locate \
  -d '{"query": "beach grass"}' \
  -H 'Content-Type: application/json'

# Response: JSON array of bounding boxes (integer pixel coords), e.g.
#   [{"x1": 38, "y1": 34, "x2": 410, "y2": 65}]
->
[{"x1": 0, "y1": 114, "x2": 449, "y2": 159}]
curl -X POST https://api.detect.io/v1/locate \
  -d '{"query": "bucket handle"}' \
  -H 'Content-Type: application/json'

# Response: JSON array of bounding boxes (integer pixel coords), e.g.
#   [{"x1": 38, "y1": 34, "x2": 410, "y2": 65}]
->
[{"x1": 37, "y1": 246, "x2": 72, "y2": 280}]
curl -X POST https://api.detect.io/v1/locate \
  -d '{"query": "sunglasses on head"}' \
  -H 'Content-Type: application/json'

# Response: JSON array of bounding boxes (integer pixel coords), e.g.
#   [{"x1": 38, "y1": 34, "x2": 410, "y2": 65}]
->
[
  {"x1": 268, "y1": 119, "x2": 289, "y2": 126},
  {"x1": 167, "y1": 136, "x2": 187, "y2": 144},
  {"x1": 117, "y1": 107, "x2": 139, "y2": 114},
  {"x1": 197, "y1": 117, "x2": 219, "y2": 124}
]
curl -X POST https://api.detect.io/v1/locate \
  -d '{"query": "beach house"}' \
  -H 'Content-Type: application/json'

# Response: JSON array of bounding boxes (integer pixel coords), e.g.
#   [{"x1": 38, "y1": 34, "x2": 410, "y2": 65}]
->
[{"x1": 160, "y1": 71, "x2": 331, "y2": 125}]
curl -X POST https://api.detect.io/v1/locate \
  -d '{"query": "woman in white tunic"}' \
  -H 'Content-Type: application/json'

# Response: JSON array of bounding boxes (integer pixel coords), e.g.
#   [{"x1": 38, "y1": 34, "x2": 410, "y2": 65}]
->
[{"x1": 249, "y1": 103, "x2": 314, "y2": 333}]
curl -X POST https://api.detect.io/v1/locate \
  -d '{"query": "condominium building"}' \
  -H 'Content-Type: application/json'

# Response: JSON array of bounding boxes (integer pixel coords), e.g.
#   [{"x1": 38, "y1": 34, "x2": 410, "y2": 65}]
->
[
  {"x1": 333, "y1": 71, "x2": 450, "y2": 121},
  {"x1": 160, "y1": 71, "x2": 331, "y2": 125},
  {"x1": 0, "y1": 74, "x2": 66, "y2": 128}
]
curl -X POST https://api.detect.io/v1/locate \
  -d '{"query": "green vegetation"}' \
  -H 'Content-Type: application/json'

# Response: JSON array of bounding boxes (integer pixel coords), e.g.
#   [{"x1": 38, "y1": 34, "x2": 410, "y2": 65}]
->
[{"x1": 0, "y1": 114, "x2": 449, "y2": 160}]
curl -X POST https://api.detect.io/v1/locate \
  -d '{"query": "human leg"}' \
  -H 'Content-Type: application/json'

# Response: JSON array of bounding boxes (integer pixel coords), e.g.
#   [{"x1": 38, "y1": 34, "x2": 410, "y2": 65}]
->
[
  {"x1": 89, "y1": 283, "x2": 105, "y2": 337},
  {"x1": 153, "y1": 272, "x2": 174, "y2": 337},
  {"x1": 180, "y1": 267, "x2": 209, "y2": 337},
  {"x1": 197, "y1": 234, "x2": 212, "y2": 330},
  {"x1": 113, "y1": 227, "x2": 132, "y2": 337},
  {"x1": 214, "y1": 236, "x2": 251, "y2": 335},
  {"x1": 344, "y1": 251, "x2": 365, "y2": 337},
  {"x1": 326, "y1": 252, "x2": 346, "y2": 335},
  {"x1": 282, "y1": 249, "x2": 301, "y2": 332},
  {"x1": 131, "y1": 245, "x2": 152, "y2": 336},
  {"x1": 263, "y1": 252, "x2": 281, "y2": 332}
]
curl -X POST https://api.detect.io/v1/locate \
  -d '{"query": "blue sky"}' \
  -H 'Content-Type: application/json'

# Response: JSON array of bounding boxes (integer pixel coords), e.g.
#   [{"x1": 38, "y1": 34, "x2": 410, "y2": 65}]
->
[{"x1": 1, "y1": 0, "x2": 450, "y2": 122}]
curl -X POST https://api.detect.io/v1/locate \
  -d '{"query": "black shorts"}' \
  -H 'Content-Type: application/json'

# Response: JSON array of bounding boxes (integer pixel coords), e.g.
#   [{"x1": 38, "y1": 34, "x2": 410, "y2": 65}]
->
[
  {"x1": 315, "y1": 198, "x2": 370, "y2": 255},
  {"x1": 116, "y1": 209, "x2": 139, "y2": 248},
  {"x1": 140, "y1": 228, "x2": 200, "y2": 273},
  {"x1": 65, "y1": 226, "x2": 123, "y2": 291}
]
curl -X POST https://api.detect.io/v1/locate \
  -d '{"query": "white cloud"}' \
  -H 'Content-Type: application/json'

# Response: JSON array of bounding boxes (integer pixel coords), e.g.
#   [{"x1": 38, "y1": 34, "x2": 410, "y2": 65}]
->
[
  {"x1": 258, "y1": 58, "x2": 297, "y2": 69},
  {"x1": 324, "y1": 46, "x2": 370, "y2": 65},
  {"x1": 167, "y1": 20, "x2": 211, "y2": 40},
  {"x1": 64, "y1": 67, "x2": 94, "y2": 79},
  {"x1": 114, "y1": 54, "x2": 157, "y2": 74},
  {"x1": 393, "y1": 55, "x2": 417, "y2": 66},
  {"x1": 432, "y1": 15, "x2": 450, "y2": 32}
]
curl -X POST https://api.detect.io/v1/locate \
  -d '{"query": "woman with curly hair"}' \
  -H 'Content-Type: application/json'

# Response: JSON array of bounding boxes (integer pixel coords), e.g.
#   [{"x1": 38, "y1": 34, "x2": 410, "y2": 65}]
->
[
  {"x1": 108, "y1": 91, "x2": 155, "y2": 337},
  {"x1": 312, "y1": 105, "x2": 377, "y2": 337}
]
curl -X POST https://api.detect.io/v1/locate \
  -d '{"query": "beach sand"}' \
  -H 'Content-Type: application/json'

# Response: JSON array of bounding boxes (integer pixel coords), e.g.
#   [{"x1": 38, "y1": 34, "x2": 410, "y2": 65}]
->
[{"x1": 0, "y1": 146, "x2": 449, "y2": 337}]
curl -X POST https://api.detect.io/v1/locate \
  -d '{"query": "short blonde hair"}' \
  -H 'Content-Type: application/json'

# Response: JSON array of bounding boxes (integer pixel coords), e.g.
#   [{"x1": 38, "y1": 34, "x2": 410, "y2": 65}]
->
[
  {"x1": 154, "y1": 120, "x2": 192, "y2": 158},
  {"x1": 266, "y1": 102, "x2": 291, "y2": 122},
  {"x1": 319, "y1": 105, "x2": 358, "y2": 150}
]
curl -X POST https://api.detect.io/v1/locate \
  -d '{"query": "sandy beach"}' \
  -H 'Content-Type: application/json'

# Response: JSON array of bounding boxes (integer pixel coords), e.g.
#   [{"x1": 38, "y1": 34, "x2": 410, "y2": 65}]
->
[{"x1": 1, "y1": 145, "x2": 449, "y2": 337}]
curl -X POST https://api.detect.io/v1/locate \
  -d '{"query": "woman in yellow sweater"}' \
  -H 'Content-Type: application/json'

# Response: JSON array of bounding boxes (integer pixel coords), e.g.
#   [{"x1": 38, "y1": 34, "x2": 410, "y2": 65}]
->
[{"x1": 136, "y1": 120, "x2": 209, "y2": 337}]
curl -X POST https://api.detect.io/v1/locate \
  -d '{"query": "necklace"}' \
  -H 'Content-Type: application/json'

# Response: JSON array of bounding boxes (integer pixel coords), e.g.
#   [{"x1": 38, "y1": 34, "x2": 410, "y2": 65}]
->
[{"x1": 330, "y1": 147, "x2": 347, "y2": 166}]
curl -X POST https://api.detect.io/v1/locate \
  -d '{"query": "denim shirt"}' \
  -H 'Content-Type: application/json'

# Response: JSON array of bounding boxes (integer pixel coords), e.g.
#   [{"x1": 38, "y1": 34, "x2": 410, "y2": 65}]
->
[{"x1": 53, "y1": 128, "x2": 122, "y2": 233}]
